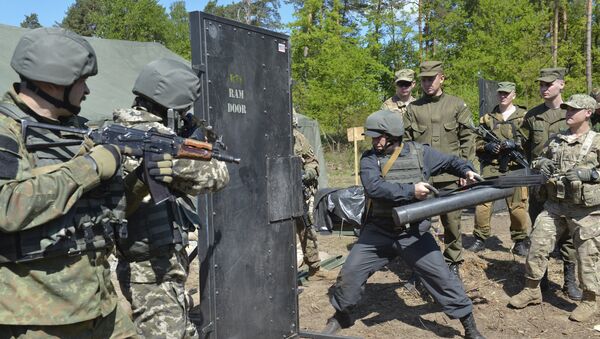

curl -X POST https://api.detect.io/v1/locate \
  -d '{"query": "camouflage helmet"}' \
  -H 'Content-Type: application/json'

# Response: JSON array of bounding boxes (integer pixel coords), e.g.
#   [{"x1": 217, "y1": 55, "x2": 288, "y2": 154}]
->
[
  {"x1": 133, "y1": 58, "x2": 201, "y2": 110},
  {"x1": 11, "y1": 28, "x2": 97, "y2": 86},
  {"x1": 363, "y1": 110, "x2": 404, "y2": 138}
]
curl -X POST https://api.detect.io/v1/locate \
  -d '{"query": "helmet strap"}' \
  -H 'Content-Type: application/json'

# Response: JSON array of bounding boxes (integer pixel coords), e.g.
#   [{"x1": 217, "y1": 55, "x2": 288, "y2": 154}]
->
[{"x1": 24, "y1": 80, "x2": 81, "y2": 115}]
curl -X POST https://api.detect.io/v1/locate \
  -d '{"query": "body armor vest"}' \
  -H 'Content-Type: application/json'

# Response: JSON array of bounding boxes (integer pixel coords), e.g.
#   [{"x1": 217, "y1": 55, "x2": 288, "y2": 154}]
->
[
  {"x1": 116, "y1": 196, "x2": 194, "y2": 262},
  {"x1": 112, "y1": 109, "x2": 195, "y2": 262},
  {"x1": 370, "y1": 142, "x2": 425, "y2": 219},
  {"x1": 0, "y1": 103, "x2": 125, "y2": 263}
]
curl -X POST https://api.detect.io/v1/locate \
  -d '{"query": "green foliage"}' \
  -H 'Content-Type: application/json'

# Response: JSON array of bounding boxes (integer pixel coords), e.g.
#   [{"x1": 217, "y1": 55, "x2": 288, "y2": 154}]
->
[
  {"x1": 60, "y1": 0, "x2": 99, "y2": 36},
  {"x1": 20, "y1": 13, "x2": 42, "y2": 29},
  {"x1": 166, "y1": 1, "x2": 191, "y2": 60},
  {"x1": 291, "y1": 0, "x2": 388, "y2": 136},
  {"x1": 203, "y1": 0, "x2": 282, "y2": 30}
]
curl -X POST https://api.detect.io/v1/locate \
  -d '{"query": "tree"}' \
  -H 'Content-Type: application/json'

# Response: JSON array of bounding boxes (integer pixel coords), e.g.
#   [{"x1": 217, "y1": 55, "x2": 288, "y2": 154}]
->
[
  {"x1": 166, "y1": 1, "x2": 191, "y2": 60},
  {"x1": 203, "y1": 0, "x2": 282, "y2": 30},
  {"x1": 91, "y1": 0, "x2": 171, "y2": 44},
  {"x1": 20, "y1": 13, "x2": 42, "y2": 29},
  {"x1": 60, "y1": 0, "x2": 101, "y2": 36}
]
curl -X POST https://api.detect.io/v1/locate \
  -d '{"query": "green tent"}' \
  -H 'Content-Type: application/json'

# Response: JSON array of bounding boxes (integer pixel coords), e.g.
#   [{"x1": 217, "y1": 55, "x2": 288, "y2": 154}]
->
[
  {"x1": 295, "y1": 112, "x2": 328, "y2": 188},
  {"x1": 0, "y1": 24, "x2": 186, "y2": 121}
]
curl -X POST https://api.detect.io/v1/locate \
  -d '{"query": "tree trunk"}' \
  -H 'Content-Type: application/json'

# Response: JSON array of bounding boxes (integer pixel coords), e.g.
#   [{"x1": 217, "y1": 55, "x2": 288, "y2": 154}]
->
[
  {"x1": 586, "y1": 0, "x2": 592, "y2": 92},
  {"x1": 552, "y1": 0, "x2": 558, "y2": 67},
  {"x1": 418, "y1": 0, "x2": 422, "y2": 62}
]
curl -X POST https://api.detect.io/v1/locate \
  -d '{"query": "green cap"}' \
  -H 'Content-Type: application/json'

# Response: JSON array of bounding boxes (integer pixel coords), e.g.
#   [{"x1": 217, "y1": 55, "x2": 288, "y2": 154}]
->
[
  {"x1": 133, "y1": 58, "x2": 200, "y2": 109},
  {"x1": 11, "y1": 27, "x2": 97, "y2": 86},
  {"x1": 497, "y1": 81, "x2": 515, "y2": 93},
  {"x1": 363, "y1": 110, "x2": 404, "y2": 138},
  {"x1": 537, "y1": 67, "x2": 566, "y2": 83},
  {"x1": 394, "y1": 69, "x2": 415, "y2": 83},
  {"x1": 560, "y1": 94, "x2": 597, "y2": 110},
  {"x1": 418, "y1": 61, "x2": 443, "y2": 77}
]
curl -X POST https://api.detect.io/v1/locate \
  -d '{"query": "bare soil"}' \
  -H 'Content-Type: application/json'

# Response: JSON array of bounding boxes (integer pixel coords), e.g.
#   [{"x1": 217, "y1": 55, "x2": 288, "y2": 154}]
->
[{"x1": 292, "y1": 211, "x2": 600, "y2": 339}]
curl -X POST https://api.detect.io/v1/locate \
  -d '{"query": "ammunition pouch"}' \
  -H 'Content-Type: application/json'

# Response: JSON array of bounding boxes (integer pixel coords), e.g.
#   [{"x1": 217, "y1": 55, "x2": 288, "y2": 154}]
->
[{"x1": 544, "y1": 178, "x2": 600, "y2": 206}]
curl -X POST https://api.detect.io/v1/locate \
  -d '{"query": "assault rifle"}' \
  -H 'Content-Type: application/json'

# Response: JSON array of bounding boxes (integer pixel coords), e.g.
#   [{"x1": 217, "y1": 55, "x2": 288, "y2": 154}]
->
[
  {"x1": 21, "y1": 119, "x2": 240, "y2": 204},
  {"x1": 463, "y1": 122, "x2": 529, "y2": 172}
]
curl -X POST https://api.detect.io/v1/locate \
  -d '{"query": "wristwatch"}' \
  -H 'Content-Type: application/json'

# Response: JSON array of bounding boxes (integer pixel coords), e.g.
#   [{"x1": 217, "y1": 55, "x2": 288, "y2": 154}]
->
[{"x1": 591, "y1": 169, "x2": 599, "y2": 182}]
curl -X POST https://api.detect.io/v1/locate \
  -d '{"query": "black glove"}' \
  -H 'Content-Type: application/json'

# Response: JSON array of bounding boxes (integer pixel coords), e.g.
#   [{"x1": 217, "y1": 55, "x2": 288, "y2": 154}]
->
[
  {"x1": 500, "y1": 140, "x2": 517, "y2": 151},
  {"x1": 565, "y1": 167, "x2": 598, "y2": 182},
  {"x1": 535, "y1": 158, "x2": 555, "y2": 177},
  {"x1": 484, "y1": 142, "x2": 500, "y2": 154}
]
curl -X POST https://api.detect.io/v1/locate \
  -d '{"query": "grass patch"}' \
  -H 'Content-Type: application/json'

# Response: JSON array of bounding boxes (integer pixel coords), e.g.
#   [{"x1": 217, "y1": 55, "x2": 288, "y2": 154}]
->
[{"x1": 323, "y1": 140, "x2": 371, "y2": 188}]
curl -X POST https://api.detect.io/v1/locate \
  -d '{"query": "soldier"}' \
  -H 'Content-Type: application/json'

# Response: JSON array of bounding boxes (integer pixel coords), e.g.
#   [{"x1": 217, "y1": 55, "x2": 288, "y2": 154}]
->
[
  {"x1": 509, "y1": 94, "x2": 600, "y2": 322},
  {"x1": 403, "y1": 60, "x2": 476, "y2": 278},
  {"x1": 521, "y1": 67, "x2": 582, "y2": 300},
  {"x1": 293, "y1": 118, "x2": 334, "y2": 281},
  {"x1": 590, "y1": 88, "x2": 600, "y2": 132},
  {"x1": 0, "y1": 28, "x2": 137, "y2": 337},
  {"x1": 114, "y1": 58, "x2": 230, "y2": 338},
  {"x1": 469, "y1": 82, "x2": 530, "y2": 255},
  {"x1": 381, "y1": 69, "x2": 416, "y2": 117},
  {"x1": 323, "y1": 110, "x2": 484, "y2": 338}
]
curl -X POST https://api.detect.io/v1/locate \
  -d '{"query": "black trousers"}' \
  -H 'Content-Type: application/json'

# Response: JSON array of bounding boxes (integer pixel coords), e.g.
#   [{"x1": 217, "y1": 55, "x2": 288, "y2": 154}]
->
[{"x1": 330, "y1": 222, "x2": 473, "y2": 319}]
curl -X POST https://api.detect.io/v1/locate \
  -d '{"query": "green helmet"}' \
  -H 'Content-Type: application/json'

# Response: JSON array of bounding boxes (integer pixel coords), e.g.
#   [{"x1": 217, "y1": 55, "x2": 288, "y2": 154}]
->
[
  {"x1": 11, "y1": 28, "x2": 97, "y2": 86},
  {"x1": 364, "y1": 110, "x2": 404, "y2": 137},
  {"x1": 133, "y1": 58, "x2": 200, "y2": 110}
]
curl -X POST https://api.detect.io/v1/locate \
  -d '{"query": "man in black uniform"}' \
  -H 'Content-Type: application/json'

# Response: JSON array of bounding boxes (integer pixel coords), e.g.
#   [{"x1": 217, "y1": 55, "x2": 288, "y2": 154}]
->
[{"x1": 323, "y1": 110, "x2": 485, "y2": 339}]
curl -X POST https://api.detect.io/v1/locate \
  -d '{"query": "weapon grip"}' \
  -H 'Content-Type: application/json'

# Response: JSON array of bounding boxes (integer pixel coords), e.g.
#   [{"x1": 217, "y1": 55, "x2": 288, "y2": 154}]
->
[
  {"x1": 143, "y1": 150, "x2": 172, "y2": 205},
  {"x1": 423, "y1": 183, "x2": 440, "y2": 197}
]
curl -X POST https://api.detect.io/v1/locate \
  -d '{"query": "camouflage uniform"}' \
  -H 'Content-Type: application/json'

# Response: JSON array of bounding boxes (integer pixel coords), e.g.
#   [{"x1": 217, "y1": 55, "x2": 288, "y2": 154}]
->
[
  {"x1": 114, "y1": 107, "x2": 229, "y2": 339},
  {"x1": 527, "y1": 129, "x2": 600, "y2": 294},
  {"x1": 293, "y1": 127, "x2": 320, "y2": 271},
  {"x1": 0, "y1": 28, "x2": 136, "y2": 338},
  {"x1": 381, "y1": 95, "x2": 415, "y2": 117},
  {"x1": 474, "y1": 104, "x2": 530, "y2": 243}
]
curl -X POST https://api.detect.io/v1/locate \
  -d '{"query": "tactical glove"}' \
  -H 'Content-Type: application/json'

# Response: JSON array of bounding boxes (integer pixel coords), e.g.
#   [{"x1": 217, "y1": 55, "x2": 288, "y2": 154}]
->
[
  {"x1": 535, "y1": 158, "x2": 555, "y2": 177},
  {"x1": 146, "y1": 154, "x2": 174, "y2": 184},
  {"x1": 565, "y1": 167, "x2": 599, "y2": 182},
  {"x1": 169, "y1": 158, "x2": 229, "y2": 195},
  {"x1": 84, "y1": 144, "x2": 121, "y2": 181},
  {"x1": 484, "y1": 142, "x2": 500, "y2": 154},
  {"x1": 500, "y1": 140, "x2": 517, "y2": 151}
]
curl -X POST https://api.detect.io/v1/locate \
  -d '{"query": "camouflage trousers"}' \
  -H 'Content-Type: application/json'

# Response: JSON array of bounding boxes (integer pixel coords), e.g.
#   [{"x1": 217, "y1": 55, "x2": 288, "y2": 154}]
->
[
  {"x1": 526, "y1": 202, "x2": 600, "y2": 293},
  {"x1": 296, "y1": 218, "x2": 320, "y2": 270},
  {"x1": 0, "y1": 304, "x2": 137, "y2": 339},
  {"x1": 118, "y1": 249, "x2": 198, "y2": 339},
  {"x1": 474, "y1": 187, "x2": 530, "y2": 242}
]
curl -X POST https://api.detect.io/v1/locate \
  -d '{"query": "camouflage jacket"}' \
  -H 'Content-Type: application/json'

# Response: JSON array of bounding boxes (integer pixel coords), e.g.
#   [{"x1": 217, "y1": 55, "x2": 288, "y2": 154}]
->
[
  {"x1": 0, "y1": 86, "x2": 118, "y2": 325},
  {"x1": 381, "y1": 95, "x2": 415, "y2": 117},
  {"x1": 477, "y1": 105, "x2": 527, "y2": 176},
  {"x1": 114, "y1": 107, "x2": 229, "y2": 283},
  {"x1": 293, "y1": 127, "x2": 319, "y2": 194}
]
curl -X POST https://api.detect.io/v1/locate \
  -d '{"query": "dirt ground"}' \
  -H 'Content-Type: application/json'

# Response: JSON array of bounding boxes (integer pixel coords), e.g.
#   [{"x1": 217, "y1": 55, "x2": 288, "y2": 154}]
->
[
  {"x1": 111, "y1": 209, "x2": 600, "y2": 339},
  {"x1": 291, "y1": 211, "x2": 600, "y2": 339}
]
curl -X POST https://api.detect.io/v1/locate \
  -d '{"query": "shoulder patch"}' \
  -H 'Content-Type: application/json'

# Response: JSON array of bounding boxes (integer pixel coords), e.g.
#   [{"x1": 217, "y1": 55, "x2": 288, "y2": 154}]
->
[
  {"x1": 0, "y1": 150, "x2": 18, "y2": 179},
  {"x1": 0, "y1": 135, "x2": 18, "y2": 154}
]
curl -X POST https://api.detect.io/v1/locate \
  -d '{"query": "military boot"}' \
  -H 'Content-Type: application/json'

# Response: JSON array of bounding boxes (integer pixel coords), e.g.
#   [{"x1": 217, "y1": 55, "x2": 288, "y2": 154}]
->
[
  {"x1": 448, "y1": 262, "x2": 461, "y2": 280},
  {"x1": 509, "y1": 278, "x2": 542, "y2": 308},
  {"x1": 459, "y1": 313, "x2": 486, "y2": 339},
  {"x1": 467, "y1": 237, "x2": 486, "y2": 253},
  {"x1": 308, "y1": 267, "x2": 338, "y2": 281},
  {"x1": 540, "y1": 269, "x2": 549, "y2": 292},
  {"x1": 512, "y1": 240, "x2": 528, "y2": 257},
  {"x1": 569, "y1": 290, "x2": 597, "y2": 322},
  {"x1": 563, "y1": 262, "x2": 583, "y2": 301},
  {"x1": 322, "y1": 311, "x2": 352, "y2": 334}
]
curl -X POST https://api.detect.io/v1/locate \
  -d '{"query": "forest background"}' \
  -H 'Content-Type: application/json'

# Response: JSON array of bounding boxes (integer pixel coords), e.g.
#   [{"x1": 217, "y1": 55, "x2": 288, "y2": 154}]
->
[{"x1": 19, "y1": 0, "x2": 600, "y2": 143}]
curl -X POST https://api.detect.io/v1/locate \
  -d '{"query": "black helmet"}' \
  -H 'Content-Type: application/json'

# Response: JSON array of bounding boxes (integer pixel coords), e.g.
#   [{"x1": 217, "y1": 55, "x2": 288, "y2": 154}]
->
[
  {"x1": 133, "y1": 58, "x2": 200, "y2": 110},
  {"x1": 364, "y1": 110, "x2": 404, "y2": 137}
]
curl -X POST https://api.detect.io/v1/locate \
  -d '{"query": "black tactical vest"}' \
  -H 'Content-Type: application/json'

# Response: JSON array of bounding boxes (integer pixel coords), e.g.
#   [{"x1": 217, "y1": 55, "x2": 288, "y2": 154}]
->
[
  {"x1": 0, "y1": 103, "x2": 126, "y2": 263},
  {"x1": 370, "y1": 142, "x2": 425, "y2": 219}
]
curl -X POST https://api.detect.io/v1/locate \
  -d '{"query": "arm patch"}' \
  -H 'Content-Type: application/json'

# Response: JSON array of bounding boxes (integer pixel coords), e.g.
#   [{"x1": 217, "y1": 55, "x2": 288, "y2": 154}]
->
[
  {"x1": 0, "y1": 135, "x2": 18, "y2": 154},
  {"x1": 0, "y1": 151, "x2": 18, "y2": 179}
]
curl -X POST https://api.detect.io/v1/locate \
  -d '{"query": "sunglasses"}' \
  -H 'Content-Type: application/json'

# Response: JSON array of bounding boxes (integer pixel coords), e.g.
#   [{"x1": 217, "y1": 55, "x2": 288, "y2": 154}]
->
[{"x1": 396, "y1": 81, "x2": 413, "y2": 88}]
